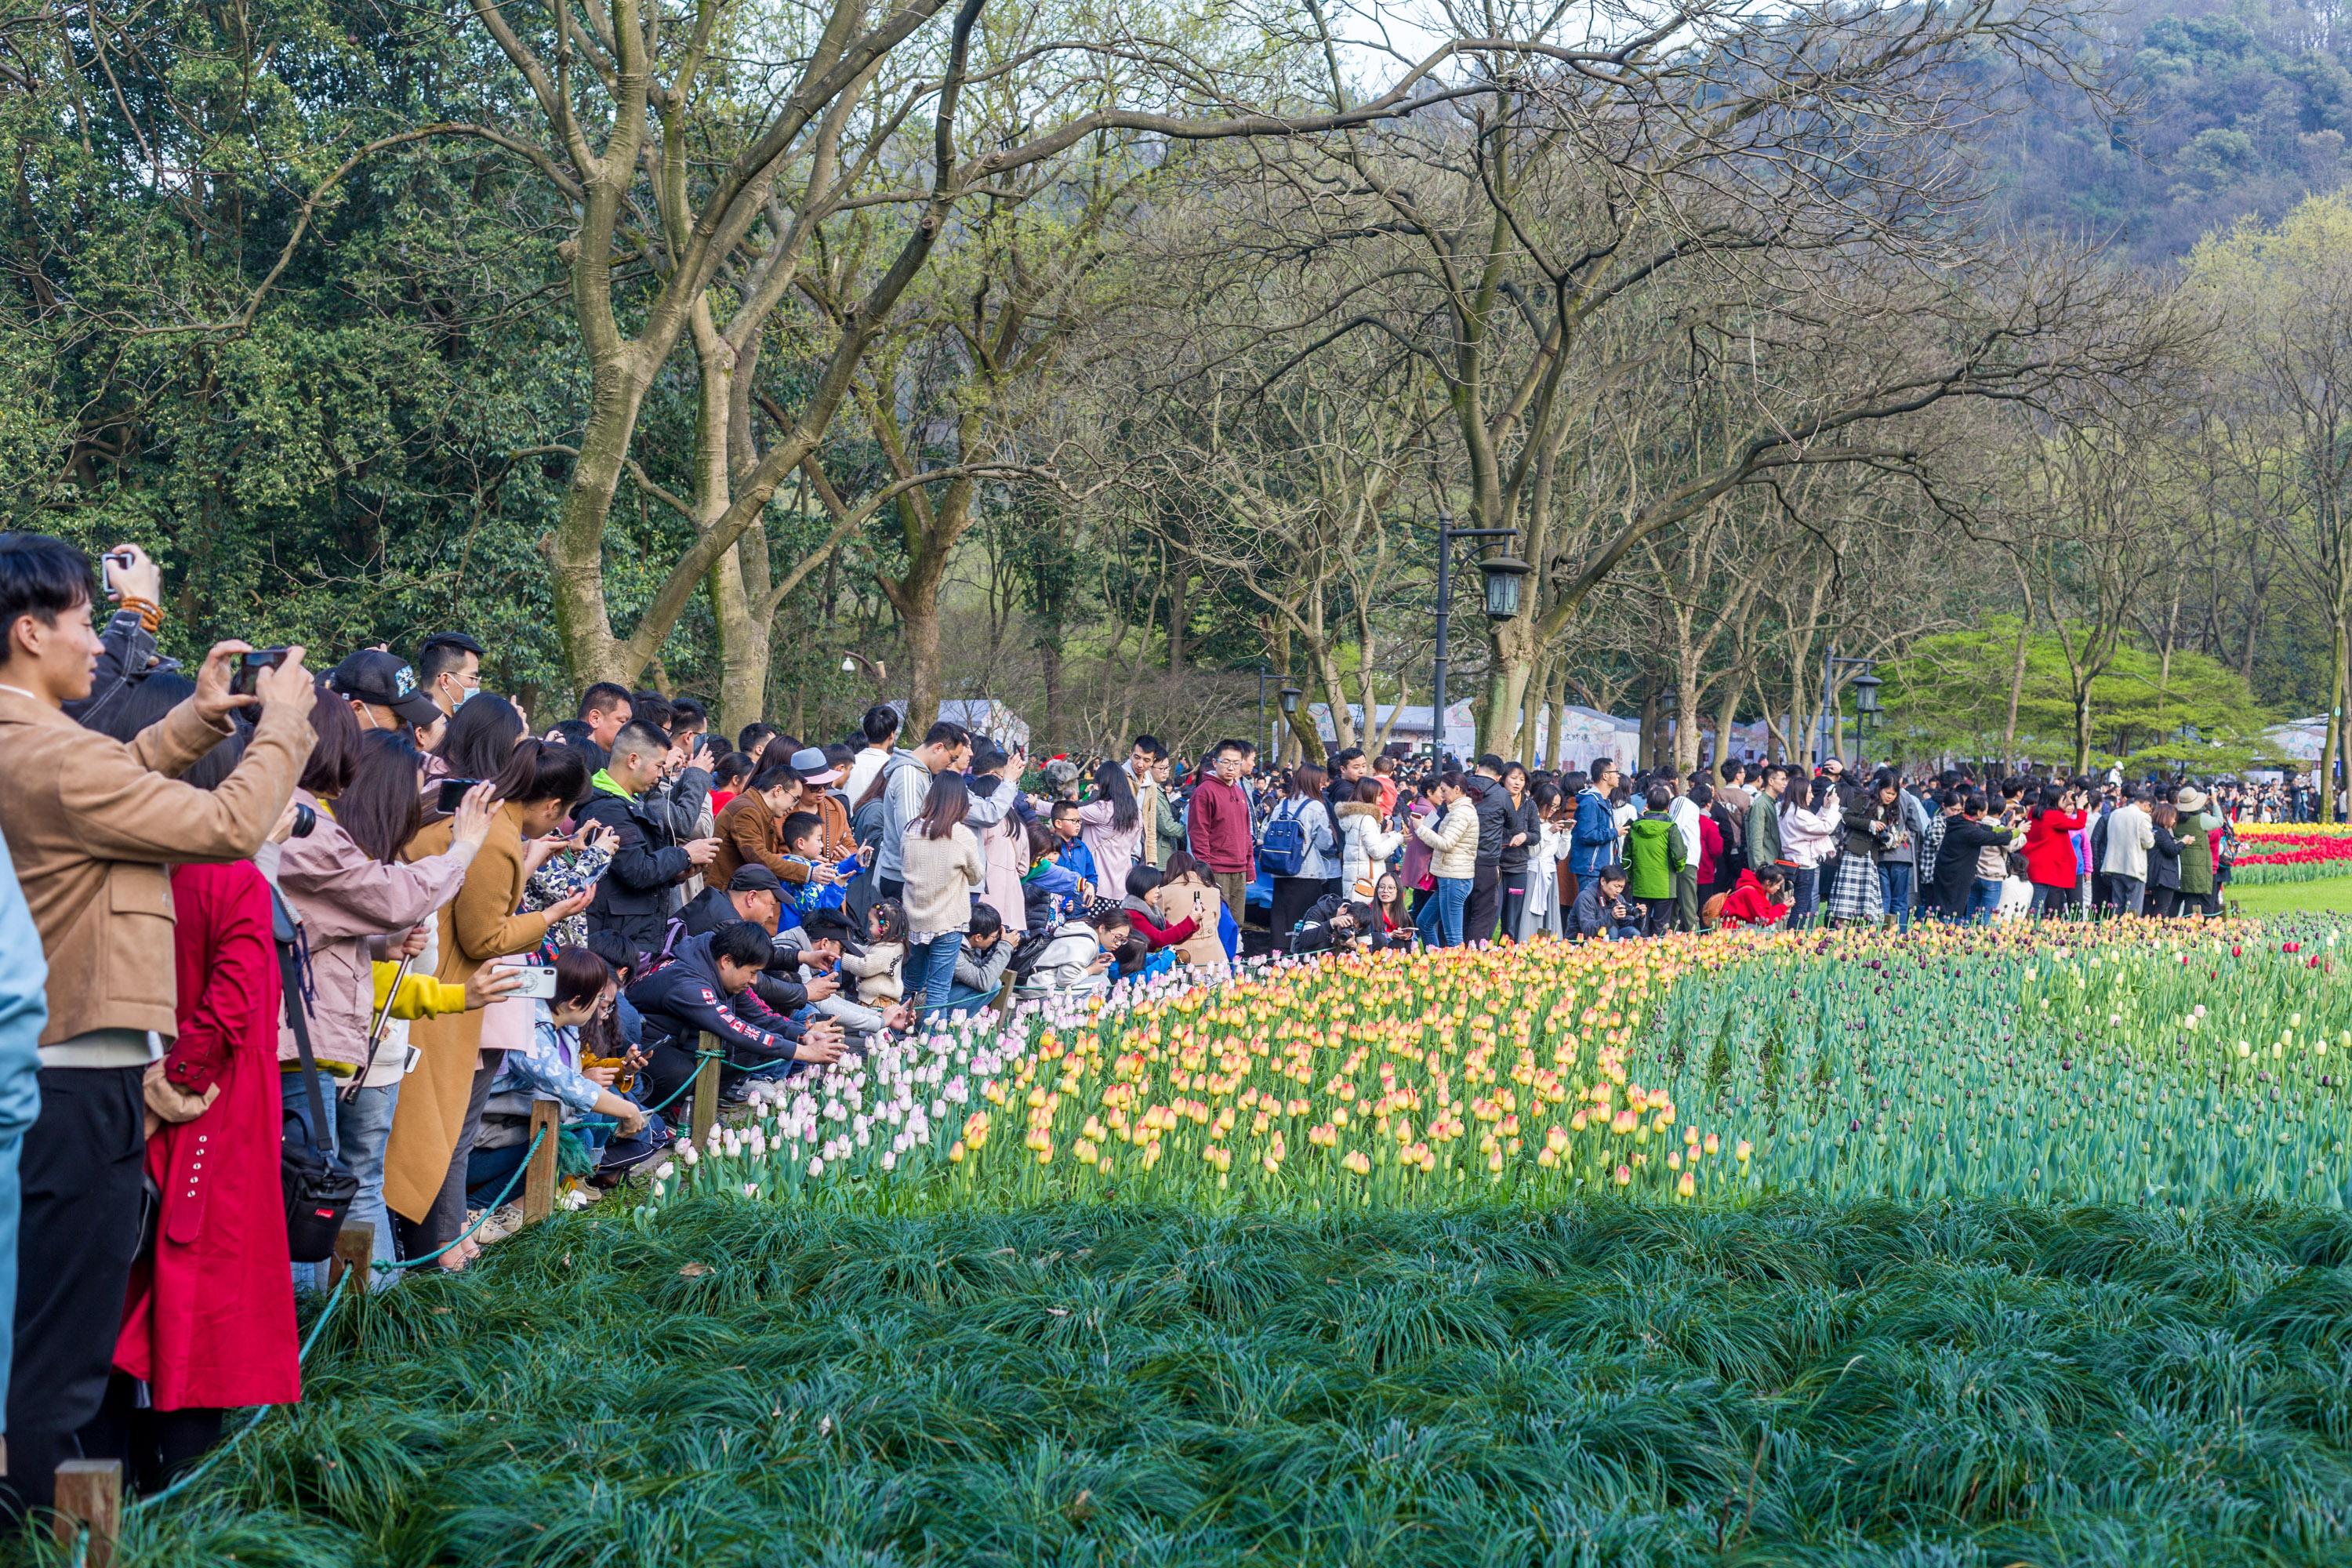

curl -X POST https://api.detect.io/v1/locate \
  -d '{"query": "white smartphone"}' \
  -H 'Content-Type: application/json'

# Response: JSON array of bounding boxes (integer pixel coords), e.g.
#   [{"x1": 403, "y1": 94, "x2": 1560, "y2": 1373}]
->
[{"x1": 509, "y1": 965, "x2": 559, "y2": 1000}]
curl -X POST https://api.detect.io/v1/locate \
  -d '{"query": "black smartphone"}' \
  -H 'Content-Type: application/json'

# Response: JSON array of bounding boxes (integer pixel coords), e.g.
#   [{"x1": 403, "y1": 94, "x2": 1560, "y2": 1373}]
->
[
  {"x1": 435, "y1": 777, "x2": 481, "y2": 814},
  {"x1": 228, "y1": 647, "x2": 290, "y2": 697}
]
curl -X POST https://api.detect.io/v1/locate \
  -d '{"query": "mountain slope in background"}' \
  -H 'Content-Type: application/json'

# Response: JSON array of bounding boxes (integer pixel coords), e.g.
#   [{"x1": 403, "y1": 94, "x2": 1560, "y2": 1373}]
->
[{"x1": 1994, "y1": 0, "x2": 2352, "y2": 260}]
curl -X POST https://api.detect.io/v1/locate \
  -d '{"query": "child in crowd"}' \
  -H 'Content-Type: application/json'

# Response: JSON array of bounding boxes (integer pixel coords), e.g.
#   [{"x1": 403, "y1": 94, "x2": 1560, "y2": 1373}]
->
[
  {"x1": 1120, "y1": 865, "x2": 1202, "y2": 951},
  {"x1": 840, "y1": 898, "x2": 907, "y2": 1006},
  {"x1": 1048, "y1": 799, "x2": 1099, "y2": 893},
  {"x1": 1022, "y1": 818, "x2": 1090, "y2": 927}
]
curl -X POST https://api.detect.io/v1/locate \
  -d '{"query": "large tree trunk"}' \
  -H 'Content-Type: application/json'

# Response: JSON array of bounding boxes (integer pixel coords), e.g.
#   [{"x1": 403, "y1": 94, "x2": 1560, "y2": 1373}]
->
[
  {"x1": 1674, "y1": 665, "x2": 1704, "y2": 773},
  {"x1": 1476, "y1": 615, "x2": 1538, "y2": 759},
  {"x1": 548, "y1": 353, "x2": 658, "y2": 686}
]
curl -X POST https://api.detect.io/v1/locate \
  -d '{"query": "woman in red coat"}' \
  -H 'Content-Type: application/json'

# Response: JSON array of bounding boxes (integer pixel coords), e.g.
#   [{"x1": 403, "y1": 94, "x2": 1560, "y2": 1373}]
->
[
  {"x1": 2021, "y1": 784, "x2": 2087, "y2": 920},
  {"x1": 106, "y1": 855, "x2": 299, "y2": 1489}
]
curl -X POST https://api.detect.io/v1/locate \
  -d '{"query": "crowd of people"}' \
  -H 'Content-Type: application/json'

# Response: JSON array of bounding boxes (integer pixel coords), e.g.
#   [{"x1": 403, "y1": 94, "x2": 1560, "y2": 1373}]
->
[{"x1": 0, "y1": 528, "x2": 2288, "y2": 1522}]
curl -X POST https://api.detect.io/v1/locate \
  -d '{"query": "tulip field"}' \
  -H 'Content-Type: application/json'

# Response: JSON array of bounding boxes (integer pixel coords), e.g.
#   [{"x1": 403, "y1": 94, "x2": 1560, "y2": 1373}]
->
[
  {"x1": 2234, "y1": 821, "x2": 2352, "y2": 883},
  {"x1": 71, "y1": 917, "x2": 2352, "y2": 1567},
  {"x1": 643, "y1": 920, "x2": 2352, "y2": 1213}
]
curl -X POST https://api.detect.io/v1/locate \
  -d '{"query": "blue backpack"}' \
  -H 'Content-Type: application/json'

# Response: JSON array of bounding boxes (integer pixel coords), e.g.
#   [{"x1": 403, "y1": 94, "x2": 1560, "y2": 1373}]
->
[{"x1": 1260, "y1": 800, "x2": 1308, "y2": 878}]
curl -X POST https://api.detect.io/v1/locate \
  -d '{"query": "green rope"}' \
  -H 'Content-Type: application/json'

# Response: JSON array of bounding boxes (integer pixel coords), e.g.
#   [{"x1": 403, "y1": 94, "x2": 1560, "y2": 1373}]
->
[
  {"x1": 575, "y1": 1049, "x2": 720, "y2": 1131},
  {"x1": 129, "y1": 1268, "x2": 353, "y2": 1512},
  {"x1": 373, "y1": 1125, "x2": 547, "y2": 1272}
]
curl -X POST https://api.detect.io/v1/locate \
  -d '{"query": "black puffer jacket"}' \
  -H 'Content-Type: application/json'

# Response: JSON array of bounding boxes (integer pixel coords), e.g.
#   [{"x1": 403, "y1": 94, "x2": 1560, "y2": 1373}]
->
[{"x1": 575, "y1": 782, "x2": 693, "y2": 963}]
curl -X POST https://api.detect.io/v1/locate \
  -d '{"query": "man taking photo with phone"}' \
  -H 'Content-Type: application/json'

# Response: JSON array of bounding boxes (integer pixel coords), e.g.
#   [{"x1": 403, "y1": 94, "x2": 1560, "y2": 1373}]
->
[
  {"x1": 0, "y1": 532, "x2": 314, "y2": 1519},
  {"x1": 574, "y1": 718, "x2": 721, "y2": 964}
]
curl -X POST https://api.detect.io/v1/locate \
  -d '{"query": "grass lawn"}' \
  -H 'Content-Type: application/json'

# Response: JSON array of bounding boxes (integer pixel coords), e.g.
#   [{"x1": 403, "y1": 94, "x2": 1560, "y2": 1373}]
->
[
  {"x1": 2228, "y1": 876, "x2": 2352, "y2": 916},
  {"x1": 49, "y1": 1199, "x2": 2352, "y2": 1568}
]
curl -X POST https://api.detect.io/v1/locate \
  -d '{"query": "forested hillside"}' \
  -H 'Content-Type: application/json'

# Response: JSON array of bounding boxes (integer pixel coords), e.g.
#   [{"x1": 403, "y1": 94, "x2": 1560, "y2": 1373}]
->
[{"x1": 1997, "y1": 0, "x2": 2352, "y2": 260}]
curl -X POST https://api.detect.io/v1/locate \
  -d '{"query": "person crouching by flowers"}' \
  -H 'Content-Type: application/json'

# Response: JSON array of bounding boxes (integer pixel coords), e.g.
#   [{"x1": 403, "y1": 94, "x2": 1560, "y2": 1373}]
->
[
  {"x1": 466, "y1": 947, "x2": 664, "y2": 1207},
  {"x1": 1713, "y1": 865, "x2": 1791, "y2": 930},
  {"x1": 1022, "y1": 903, "x2": 1131, "y2": 996},
  {"x1": 1570, "y1": 866, "x2": 1644, "y2": 940}
]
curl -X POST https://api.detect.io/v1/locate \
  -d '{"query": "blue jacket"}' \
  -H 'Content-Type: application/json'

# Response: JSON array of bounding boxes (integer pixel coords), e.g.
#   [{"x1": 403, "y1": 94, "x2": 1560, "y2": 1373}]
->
[
  {"x1": 0, "y1": 827, "x2": 47, "y2": 1426},
  {"x1": 1568, "y1": 786, "x2": 1619, "y2": 877}
]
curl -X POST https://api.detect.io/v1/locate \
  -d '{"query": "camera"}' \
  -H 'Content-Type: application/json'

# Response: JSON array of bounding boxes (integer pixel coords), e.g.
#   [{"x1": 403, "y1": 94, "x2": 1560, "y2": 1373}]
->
[
  {"x1": 289, "y1": 802, "x2": 316, "y2": 839},
  {"x1": 434, "y1": 777, "x2": 482, "y2": 815},
  {"x1": 228, "y1": 648, "x2": 291, "y2": 698}
]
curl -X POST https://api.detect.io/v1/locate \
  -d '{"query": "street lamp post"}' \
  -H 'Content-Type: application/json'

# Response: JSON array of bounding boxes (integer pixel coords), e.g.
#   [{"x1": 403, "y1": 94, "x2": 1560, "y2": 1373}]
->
[
  {"x1": 1817, "y1": 647, "x2": 1879, "y2": 766},
  {"x1": 1431, "y1": 514, "x2": 1528, "y2": 765}
]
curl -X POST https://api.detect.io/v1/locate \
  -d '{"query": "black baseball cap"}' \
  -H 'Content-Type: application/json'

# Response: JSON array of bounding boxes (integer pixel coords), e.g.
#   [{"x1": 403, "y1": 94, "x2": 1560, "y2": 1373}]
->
[
  {"x1": 328, "y1": 650, "x2": 443, "y2": 728},
  {"x1": 728, "y1": 866, "x2": 784, "y2": 894}
]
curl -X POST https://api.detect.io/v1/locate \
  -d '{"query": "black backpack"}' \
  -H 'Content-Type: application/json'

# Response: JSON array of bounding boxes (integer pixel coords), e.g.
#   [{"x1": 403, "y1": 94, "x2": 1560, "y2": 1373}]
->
[
  {"x1": 274, "y1": 892, "x2": 358, "y2": 1264},
  {"x1": 1006, "y1": 928, "x2": 1055, "y2": 982}
]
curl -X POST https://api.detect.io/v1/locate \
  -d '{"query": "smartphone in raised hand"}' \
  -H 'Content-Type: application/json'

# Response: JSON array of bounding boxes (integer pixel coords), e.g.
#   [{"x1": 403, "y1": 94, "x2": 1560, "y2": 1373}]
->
[{"x1": 228, "y1": 648, "x2": 291, "y2": 698}]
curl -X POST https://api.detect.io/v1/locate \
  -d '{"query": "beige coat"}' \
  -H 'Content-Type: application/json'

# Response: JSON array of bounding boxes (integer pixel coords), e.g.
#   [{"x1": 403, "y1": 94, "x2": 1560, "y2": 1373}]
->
[
  {"x1": 1415, "y1": 799, "x2": 1479, "y2": 881},
  {"x1": 900, "y1": 822, "x2": 986, "y2": 938},
  {"x1": 1158, "y1": 875, "x2": 1227, "y2": 971},
  {"x1": 383, "y1": 805, "x2": 550, "y2": 1221},
  {"x1": 0, "y1": 686, "x2": 310, "y2": 1047}
]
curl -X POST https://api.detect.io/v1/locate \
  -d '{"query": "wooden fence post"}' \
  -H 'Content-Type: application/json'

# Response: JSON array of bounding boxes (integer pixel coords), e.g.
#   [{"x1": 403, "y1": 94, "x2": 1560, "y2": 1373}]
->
[
  {"x1": 521, "y1": 1097, "x2": 563, "y2": 1225},
  {"x1": 53, "y1": 1459, "x2": 121, "y2": 1568},
  {"x1": 328, "y1": 1221, "x2": 375, "y2": 1294},
  {"x1": 691, "y1": 1033, "x2": 720, "y2": 1145}
]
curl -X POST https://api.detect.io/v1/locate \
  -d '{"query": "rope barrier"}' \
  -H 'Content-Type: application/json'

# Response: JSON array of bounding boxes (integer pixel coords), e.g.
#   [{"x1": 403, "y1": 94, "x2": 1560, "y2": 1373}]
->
[
  {"x1": 372, "y1": 1125, "x2": 546, "y2": 1272},
  {"x1": 126, "y1": 1269, "x2": 354, "y2": 1512}
]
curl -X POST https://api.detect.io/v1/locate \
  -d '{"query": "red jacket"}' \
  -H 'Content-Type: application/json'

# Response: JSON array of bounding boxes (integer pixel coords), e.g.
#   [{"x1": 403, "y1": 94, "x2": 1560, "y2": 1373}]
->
[
  {"x1": 2023, "y1": 810, "x2": 2085, "y2": 887},
  {"x1": 1697, "y1": 813, "x2": 1725, "y2": 887},
  {"x1": 1186, "y1": 777, "x2": 1255, "y2": 875},
  {"x1": 1124, "y1": 905, "x2": 1198, "y2": 950},
  {"x1": 1718, "y1": 868, "x2": 1788, "y2": 928},
  {"x1": 114, "y1": 861, "x2": 300, "y2": 1410}
]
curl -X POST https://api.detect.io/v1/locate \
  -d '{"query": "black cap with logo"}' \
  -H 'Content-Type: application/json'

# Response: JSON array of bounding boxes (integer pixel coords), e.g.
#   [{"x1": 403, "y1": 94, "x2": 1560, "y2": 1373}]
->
[{"x1": 328, "y1": 650, "x2": 444, "y2": 728}]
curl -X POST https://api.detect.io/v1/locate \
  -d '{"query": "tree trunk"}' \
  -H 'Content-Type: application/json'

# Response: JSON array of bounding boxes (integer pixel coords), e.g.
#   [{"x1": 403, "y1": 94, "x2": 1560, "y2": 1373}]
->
[
  {"x1": 1711, "y1": 675, "x2": 1742, "y2": 772},
  {"x1": 1476, "y1": 615, "x2": 1537, "y2": 759},
  {"x1": 2001, "y1": 610, "x2": 2031, "y2": 766},
  {"x1": 2328, "y1": 615, "x2": 2347, "y2": 826},
  {"x1": 547, "y1": 354, "x2": 658, "y2": 688},
  {"x1": 1675, "y1": 665, "x2": 1703, "y2": 773},
  {"x1": 898, "y1": 561, "x2": 946, "y2": 735},
  {"x1": 1166, "y1": 553, "x2": 1187, "y2": 674}
]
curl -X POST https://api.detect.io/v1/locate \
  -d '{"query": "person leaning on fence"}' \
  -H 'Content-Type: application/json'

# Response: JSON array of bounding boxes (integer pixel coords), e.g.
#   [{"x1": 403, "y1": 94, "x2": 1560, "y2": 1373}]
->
[
  {"x1": 467, "y1": 948, "x2": 659, "y2": 1205},
  {"x1": 628, "y1": 920, "x2": 847, "y2": 1109},
  {"x1": 0, "y1": 532, "x2": 315, "y2": 1518}
]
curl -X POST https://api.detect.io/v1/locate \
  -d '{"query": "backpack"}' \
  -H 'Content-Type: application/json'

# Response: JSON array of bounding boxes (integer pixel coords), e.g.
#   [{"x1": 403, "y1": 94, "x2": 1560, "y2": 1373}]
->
[
  {"x1": 1007, "y1": 927, "x2": 1055, "y2": 982},
  {"x1": 1260, "y1": 799, "x2": 1309, "y2": 878}
]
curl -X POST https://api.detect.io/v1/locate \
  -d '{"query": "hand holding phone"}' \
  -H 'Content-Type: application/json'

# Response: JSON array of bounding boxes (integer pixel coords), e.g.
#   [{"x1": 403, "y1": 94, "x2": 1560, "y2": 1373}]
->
[
  {"x1": 229, "y1": 647, "x2": 293, "y2": 698},
  {"x1": 510, "y1": 964, "x2": 560, "y2": 1000}
]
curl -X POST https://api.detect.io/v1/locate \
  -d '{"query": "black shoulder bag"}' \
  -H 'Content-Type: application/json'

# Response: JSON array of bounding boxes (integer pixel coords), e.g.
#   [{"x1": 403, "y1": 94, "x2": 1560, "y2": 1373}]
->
[{"x1": 274, "y1": 890, "x2": 359, "y2": 1262}]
